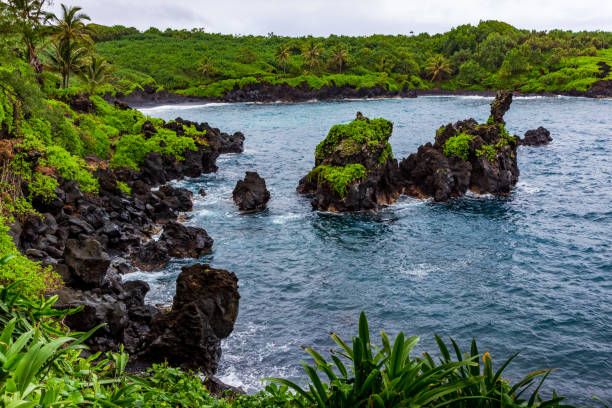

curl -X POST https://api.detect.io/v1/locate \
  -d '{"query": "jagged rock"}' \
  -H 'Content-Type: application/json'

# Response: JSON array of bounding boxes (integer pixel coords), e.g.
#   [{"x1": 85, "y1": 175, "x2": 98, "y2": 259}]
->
[
  {"x1": 232, "y1": 172, "x2": 270, "y2": 212},
  {"x1": 69, "y1": 95, "x2": 95, "y2": 113},
  {"x1": 398, "y1": 92, "x2": 520, "y2": 201},
  {"x1": 64, "y1": 238, "x2": 111, "y2": 288},
  {"x1": 143, "y1": 264, "x2": 240, "y2": 373},
  {"x1": 159, "y1": 221, "x2": 213, "y2": 258},
  {"x1": 52, "y1": 280, "x2": 157, "y2": 353},
  {"x1": 519, "y1": 127, "x2": 552, "y2": 146},
  {"x1": 297, "y1": 112, "x2": 399, "y2": 211}
]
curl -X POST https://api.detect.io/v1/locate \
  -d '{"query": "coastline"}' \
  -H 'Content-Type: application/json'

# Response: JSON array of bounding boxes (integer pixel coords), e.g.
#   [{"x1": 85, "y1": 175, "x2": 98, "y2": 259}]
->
[{"x1": 108, "y1": 80, "x2": 612, "y2": 109}]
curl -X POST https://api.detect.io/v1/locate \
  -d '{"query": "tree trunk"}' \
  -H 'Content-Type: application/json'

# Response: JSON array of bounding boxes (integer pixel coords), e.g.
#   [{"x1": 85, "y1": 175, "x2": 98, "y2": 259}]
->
[{"x1": 66, "y1": 38, "x2": 71, "y2": 88}]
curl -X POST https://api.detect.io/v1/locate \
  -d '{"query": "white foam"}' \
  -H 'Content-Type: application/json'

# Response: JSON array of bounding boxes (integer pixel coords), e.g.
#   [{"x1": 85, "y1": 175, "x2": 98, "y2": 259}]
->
[
  {"x1": 138, "y1": 102, "x2": 230, "y2": 113},
  {"x1": 271, "y1": 213, "x2": 303, "y2": 225}
]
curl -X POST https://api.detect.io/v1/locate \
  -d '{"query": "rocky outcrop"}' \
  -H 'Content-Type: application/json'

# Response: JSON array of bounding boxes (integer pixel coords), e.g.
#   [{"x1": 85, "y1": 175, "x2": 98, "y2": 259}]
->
[
  {"x1": 143, "y1": 264, "x2": 240, "y2": 374},
  {"x1": 398, "y1": 92, "x2": 520, "y2": 201},
  {"x1": 9, "y1": 113, "x2": 245, "y2": 370},
  {"x1": 232, "y1": 172, "x2": 270, "y2": 212},
  {"x1": 519, "y1": 127, "x2": 552, "y2": 146},
  {"x1": 297, "y1": 112, "x2": 400, "y2": 212}
]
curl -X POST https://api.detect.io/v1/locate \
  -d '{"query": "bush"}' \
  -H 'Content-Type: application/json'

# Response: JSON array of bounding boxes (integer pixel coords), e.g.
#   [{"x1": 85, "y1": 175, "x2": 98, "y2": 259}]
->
[
  {"x1": 443, "y1": 133, "x2": 473, "y2": 161},
  {"x1": 315, "y1": 117, "x2": 393, "y2": 162},
  {"x1": 308, "y1": 164, "x2": 367, "y2": 197},
  {"x1": 269, "y1": 312, "x2": 572, "y2": 408},
  {"x1": 0, "y1": 218, "x2": 61, "y2": 296},
  {"x1": 111, "y1": 128, "x2": 197, "y2": 170}
]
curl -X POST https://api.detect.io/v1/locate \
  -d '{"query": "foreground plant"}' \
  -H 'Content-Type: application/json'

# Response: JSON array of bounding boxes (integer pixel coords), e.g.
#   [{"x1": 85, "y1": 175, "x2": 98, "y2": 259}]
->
[{"x1": 269, "y1": 312, "x2": 573, "y2": 408}]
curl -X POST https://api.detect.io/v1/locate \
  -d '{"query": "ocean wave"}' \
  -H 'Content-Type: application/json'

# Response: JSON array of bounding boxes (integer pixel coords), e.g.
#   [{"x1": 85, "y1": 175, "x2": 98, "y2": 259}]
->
[{"x1": 138, "y1": 102, "x2": 230, "y2": 113}]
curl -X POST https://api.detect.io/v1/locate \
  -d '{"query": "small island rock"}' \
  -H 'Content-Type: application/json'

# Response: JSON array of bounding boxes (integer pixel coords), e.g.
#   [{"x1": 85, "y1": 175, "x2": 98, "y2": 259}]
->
[
  {"x1": 519, "y1": 127, "x2": 552, "y2": 146},
  {"x1": 232, "y1": 171, "x2": 270, "y2": 212},
  {"x1": 297, "y1": 112, "x2": 399, "y2": 212}
]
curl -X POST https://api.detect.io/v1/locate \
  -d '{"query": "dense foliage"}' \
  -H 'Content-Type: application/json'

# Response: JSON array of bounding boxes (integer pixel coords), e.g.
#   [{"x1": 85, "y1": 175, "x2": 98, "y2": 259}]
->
[{"x1": 92, "y1": 22, "x2": 612, "y2": 97}]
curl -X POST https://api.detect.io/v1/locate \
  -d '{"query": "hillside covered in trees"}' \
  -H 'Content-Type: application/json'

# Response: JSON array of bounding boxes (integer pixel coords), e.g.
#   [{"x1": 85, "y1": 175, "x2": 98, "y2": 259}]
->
[{"x1": 91, "y1": 21, "x2": 612, "y2": 98}]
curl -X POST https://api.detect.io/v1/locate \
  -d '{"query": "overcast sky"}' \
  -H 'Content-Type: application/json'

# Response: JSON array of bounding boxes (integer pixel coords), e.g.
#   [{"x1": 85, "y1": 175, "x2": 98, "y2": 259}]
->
[{"x1": 50, "y1": 0, "x2": 612, "y2": 36}]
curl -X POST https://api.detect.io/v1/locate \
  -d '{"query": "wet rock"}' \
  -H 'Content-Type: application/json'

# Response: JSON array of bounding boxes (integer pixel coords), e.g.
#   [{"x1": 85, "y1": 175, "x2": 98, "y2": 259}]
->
[
  {"x1": 64, "y1": 238, "x2": 110, "y2": 288},
  {"x1": 232, "y1": 172, "x2": 270, "y2": 212},
  {"x1": 519, "y1": 127, "x2": 552, "y2": 146},
  {"x1": 159, "y1": 222, "x2": 213, "y2": 258},
  {"x1": 198, "y1": 188, "x2": 207, "y2": 197},
  {"x1": 144, "y1": 264, "x2": 239, "y2": 373}
]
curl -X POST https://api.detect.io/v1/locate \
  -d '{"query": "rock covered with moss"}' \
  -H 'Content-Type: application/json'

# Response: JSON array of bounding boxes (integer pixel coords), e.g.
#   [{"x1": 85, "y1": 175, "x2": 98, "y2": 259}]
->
[
  {"x1": 297, "y1": 112, "x2": 399, "y2": 211},
  {"x1": 399, "y1": 92, "x2": 520, "y2": 201}
]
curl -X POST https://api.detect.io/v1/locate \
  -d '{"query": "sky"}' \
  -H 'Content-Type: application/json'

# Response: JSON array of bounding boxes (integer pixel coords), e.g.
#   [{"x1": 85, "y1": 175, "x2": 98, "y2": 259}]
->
[{"x1": 50, "y1": 0, "x2": 612, "y2": 36}]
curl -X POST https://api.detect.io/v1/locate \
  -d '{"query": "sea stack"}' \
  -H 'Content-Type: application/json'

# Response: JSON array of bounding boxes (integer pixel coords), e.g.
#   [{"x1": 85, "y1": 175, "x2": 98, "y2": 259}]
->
[{"x1": 297, "y1": 112, "x2": 399, "y2": 211}]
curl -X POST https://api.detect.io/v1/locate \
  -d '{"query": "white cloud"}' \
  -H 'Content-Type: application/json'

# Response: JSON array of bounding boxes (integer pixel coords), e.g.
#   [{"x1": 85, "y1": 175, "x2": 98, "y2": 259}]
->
[{"x1": 50, "y1": 0, "x2": 612, "y2": 35}]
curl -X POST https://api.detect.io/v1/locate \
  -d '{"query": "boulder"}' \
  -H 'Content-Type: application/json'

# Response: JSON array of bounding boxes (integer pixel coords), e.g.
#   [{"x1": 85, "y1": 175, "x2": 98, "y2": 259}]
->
[
  {"x1": 159, "y1": 221, "x2": 213, "y2": 258},
  {"x1": 519, "y1": 127, "x2": 552, "y2": 146},
  {"x1": 297, "y1": 112, "x2": 400, "y2": 211},
  {"x1": 143, "y1": 264, "x2": 240, "y2": 374},
  {"x1": 232, "y1": 172, "x2": 270, "y2": 212},
  {"x1": 64, "y1": 238, "x2": 111, "y2": 288}
]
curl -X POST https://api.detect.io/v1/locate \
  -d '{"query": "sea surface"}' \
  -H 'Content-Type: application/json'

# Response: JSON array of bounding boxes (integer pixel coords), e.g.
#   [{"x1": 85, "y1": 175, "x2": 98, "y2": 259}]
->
[{"x1": 135, "y1": 96, "x2": 612, "y2": 404}]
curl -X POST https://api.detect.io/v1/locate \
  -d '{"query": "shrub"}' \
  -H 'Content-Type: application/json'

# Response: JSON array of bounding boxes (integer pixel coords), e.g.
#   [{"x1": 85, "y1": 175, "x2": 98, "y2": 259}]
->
[
  {"x1": 111, "y1": 129, "x2": 197, "y2": 170},
  {"x1": 443, "y1": 132, "x2": 473, "y2": 161},
  {"x1": 476, "y1": 144, "x2": 497, "y2": 162},
  {"x1": 269, "y1": 312, "x2": 572, "y2": 408},
  {"x1": 308, "y1": 164, "x2": 367, "y2": 197},
  {"x1": 116, "y1": 180, "x2": 131, "y2": 195},
  {"x1": 315, "y1": 117, "x2": 393, "y2": 162},
  {"x1": 0, "y1": 218, "x2": 61, "y2": 296},
  {"x1": 41, "y1": 145, "x2": 99, "y2": 193}
]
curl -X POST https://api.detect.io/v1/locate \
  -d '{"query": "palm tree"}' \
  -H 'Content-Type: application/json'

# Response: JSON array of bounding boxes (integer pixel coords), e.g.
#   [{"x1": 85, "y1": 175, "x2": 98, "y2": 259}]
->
[
  {"x1": 329, "y1": 43, "x2": 349, "y2": 73},
  {"x1": 3, "y1": 0, "x2": 54, "y2": 72},
  {"x1": 45, "y1": 38, "x2": 88, "y2": 88},
  {"x1": 196, "y1": 56, "x2": 216, "y2": 80},
  {"x1": 78, "y1": 56, "x2": 113, "y2": 94},
  {"x1": 426, "y1": 54, "x2": 452, "y2": 86},
  {"x1": 274, "y1": 44, "x2": 291, "y2": 74},
  {"x1": 50, "y1": 4, "x2": 91, "y2": 88},
  {"x1": 301, "y1": 40, "x2": 323, "y2": 72}
]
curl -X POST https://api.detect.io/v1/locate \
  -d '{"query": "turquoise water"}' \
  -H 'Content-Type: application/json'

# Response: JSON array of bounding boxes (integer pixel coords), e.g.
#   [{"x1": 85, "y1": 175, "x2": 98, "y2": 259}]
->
[{"x1": 135, "y1": 96, "x2": 612, "y2": 404}]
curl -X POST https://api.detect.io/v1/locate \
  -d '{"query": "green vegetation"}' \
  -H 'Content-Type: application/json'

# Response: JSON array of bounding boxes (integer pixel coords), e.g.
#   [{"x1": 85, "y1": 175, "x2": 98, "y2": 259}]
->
[
  {"x1": 0, "y1": 222, "x2": 61, "y2": 297},
  {"x1": 0, "y1": 280, "x2": 293, "y2": 407},
  {"x1": 268, "y1": 312, "x2": 574, "y2": 408},
  {"x1": 308, "y1": 164, "x2": 367, "y2": 197},
  {"x1": 90, "y1": 21, "x2": 611, "y2": 98},
  {"x1": 0, "y1": 2, "x2": 211, "y2": 294},
  {"x1": 443, "y1": 133, "x2": 474, "y2": 161},
  {"x1": 315, "y1": 117, "x2": 393, "y2": 163},
  {"x1": 476, "y1": 144, "x2": 497, "y2": 162}
]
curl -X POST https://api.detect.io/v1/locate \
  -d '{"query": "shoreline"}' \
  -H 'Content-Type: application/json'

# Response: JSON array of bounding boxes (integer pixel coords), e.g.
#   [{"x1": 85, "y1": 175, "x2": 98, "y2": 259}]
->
[{"x1": 112, "y1": 85, "x2": 611, "y2": 109}]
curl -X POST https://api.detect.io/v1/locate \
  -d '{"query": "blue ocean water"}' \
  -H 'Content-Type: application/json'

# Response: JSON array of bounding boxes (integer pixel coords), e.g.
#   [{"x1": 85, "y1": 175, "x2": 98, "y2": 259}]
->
[{"x1": 135, "y1": 96, "x2": 612, "y2": 404}]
